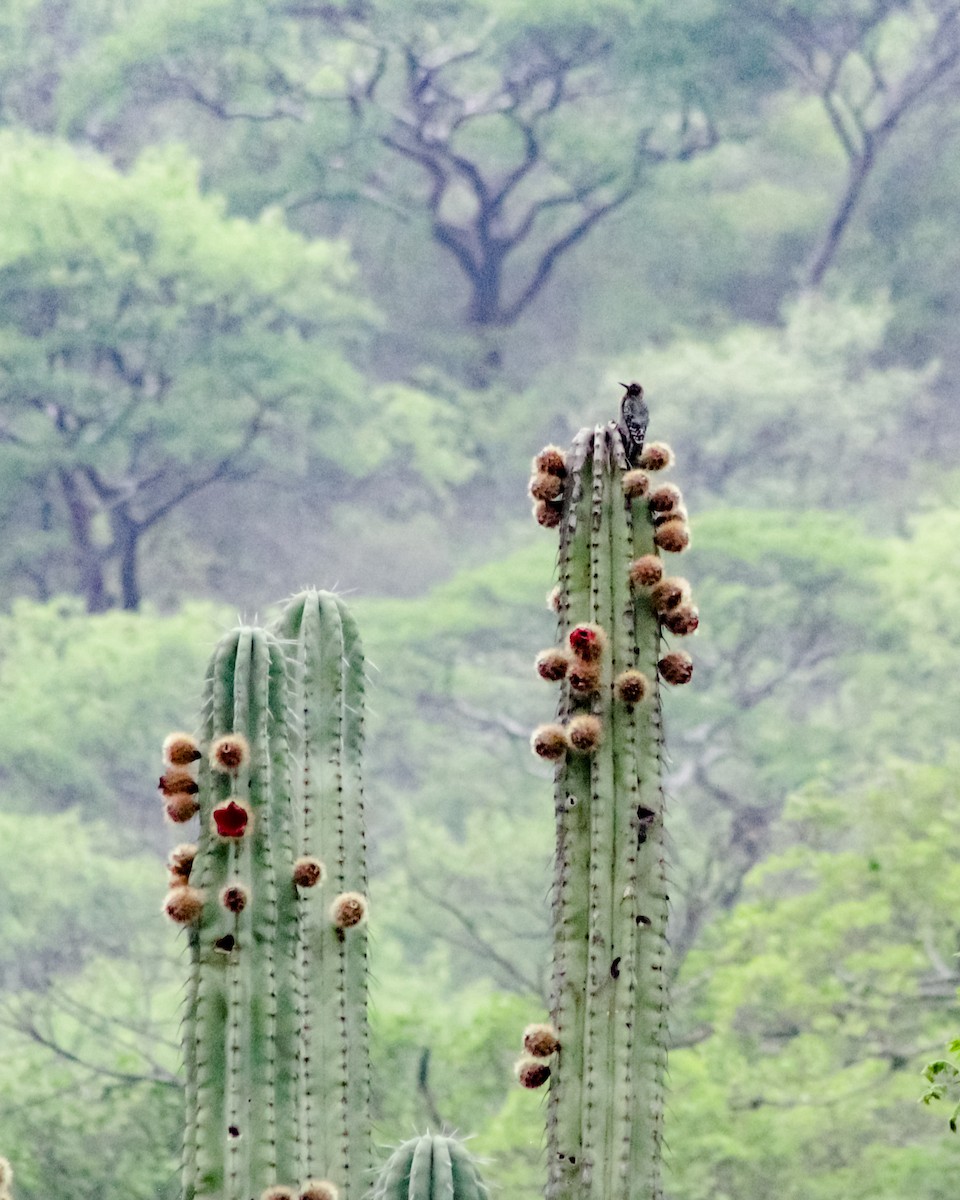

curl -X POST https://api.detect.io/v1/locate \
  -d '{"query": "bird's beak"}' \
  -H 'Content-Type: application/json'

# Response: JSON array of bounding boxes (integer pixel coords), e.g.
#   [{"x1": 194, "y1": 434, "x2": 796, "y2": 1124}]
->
[{"x1": 618, "y1": 382, "x2": 628, "y2": 388}]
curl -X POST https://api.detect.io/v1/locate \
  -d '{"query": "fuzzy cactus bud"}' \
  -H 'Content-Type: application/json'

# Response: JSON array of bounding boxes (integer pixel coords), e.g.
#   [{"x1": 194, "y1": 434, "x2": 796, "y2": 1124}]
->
[
  {"x1": 164, "y1": 885, "x2": 204, "y2": 925},
  {"x1": 293, "y1": 856, "x2": 325, "y2": 888},
  {"x1": 648, "y1": 483, "x2": 683, "y2": 513},
  {"x1": 163, "y1": 732, "x2": 201, "y2": 766},
  {"x1": 331, "y1": 892, "x2": 368, "y2": 930},
  {"x1": 662, "y1": 604, "x2": 699, "y2": 636},
  {"x1": 569, "y1": 623, "x2": 606, "y2": 662},
  {"x1": 516, "y1": 1056, "x2": 551, "y2": 1089},
  {"x1": 210, "y1": 733, "x2": 250, "y2": 772},
  {"x1": 300, "y1": 1183, "x2": 339, "y2": 1200},
  {"x1": 629, "y1": 555, "x2": 664, "y2": 589},
  {"x1": 211, "y1": 798, "x2": 252, "y2": 839},
  {"x1": 650, "y1": 577, "x2": 690, "y2": 614},
  {"x1": 547, "y1": 585, "x2": 562, "y2": 612},
  {"x1": 220, "y1": 883, "x2": 249, "y2": 914},
  {"x1": 533, "y1": 445, "x2": 568, "y2": 477},
  {"x1": 533, "y1": 499, "x2": 563, "y2": 528},
  {"x1": 568, "y1": 661, "x2": 601, "y2": 694},
  {"x1": 529, "y1": 472, "x2": 564, "y2": 502},
  {"x1": 159, "y1": 768, "x2": 198, "y2": 796},
  {"x1": 637, "y1": 441, "x2": 674, "y2": 471},
  {"x1": 164, "y1": 793, "x2": 200, "y2": 824},
  {"x1": 531, "y1": 723, "x2": 569, "y2": 760},
  {"x1": 654, "y1": 518, "x2": 691, "y2": 553},
  {"x1": 168, "y1": 843, "x2": 197, "y2": 880},
  {"x1": 615, "y1": 669, "x2": 649, "y2": 705},
  {"x1": 261, "y1": 1188, "x2": 296, "y2": 1200},
  {"x1": 659, "y1": 650, "x2": 694, "y2": 684},
  {"x1": 536, "y1": 648, "x2": 571, "y2": 682},
  {"x1": 523, "y1": 1022, "x2": 560, "y2": 1058},
  {"x1": 567, "y1": 713, "x2": 602, "y2": 753},
  {"x1": 622, "y1": 469, "x2": 650, "y2": 499}
]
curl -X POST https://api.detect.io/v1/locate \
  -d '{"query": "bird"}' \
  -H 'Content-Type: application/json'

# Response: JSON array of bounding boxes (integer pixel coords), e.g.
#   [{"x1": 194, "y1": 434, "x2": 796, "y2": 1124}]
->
[{"x1": 617, "y1": 381, "x2": 648, "y2": 467}]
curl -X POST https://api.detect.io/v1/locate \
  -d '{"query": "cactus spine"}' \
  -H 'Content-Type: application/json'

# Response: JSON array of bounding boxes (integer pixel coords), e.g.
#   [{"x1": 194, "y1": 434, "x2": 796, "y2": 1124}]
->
[
  {"x1": 372, "y1": 1134, "x2": 490, "y2": 1200},
  {"x1": 169, "y1": 589, "x2": 370, "y2": 1200},
  {"x1": 531, "y1": 422, "x2": 694, "y2": 1200}
]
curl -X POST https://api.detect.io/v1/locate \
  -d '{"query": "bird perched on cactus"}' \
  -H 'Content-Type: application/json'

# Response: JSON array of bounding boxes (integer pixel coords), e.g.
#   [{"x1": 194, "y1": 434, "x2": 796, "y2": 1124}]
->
[{"x1": 617, "y1": 381, "x2": 648, "y2": 467}]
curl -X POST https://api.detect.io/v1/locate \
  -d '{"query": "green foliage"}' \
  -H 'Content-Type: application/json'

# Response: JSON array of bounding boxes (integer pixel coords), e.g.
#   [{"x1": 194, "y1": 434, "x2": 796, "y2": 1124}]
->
[{"x1": 0, "y1": 598, "x2": 220, "y2": 825}]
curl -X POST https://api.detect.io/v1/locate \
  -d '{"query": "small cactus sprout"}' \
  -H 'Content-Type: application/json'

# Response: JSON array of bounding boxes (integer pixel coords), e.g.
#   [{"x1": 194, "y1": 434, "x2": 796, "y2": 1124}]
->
[
  {"x1": 516, "y1": 1056, "x2": 551, "y2": 1089},
  {"x1": 654, "y1": 517, "x2": 691, "y2": 553},
  {"x1": 650, "y1": 576, "x2": 690, "y2": 614},
  {"x1": 567, "y1": 713, "x2": 602, "y2": 753},
  {"x1": 530, "y1": 471, "x2": 564, "y2": 502},
  {"x1": 533, "y1": 499, "x2": 563, "y2": 528},
  {"x1": 534, "y1": 445, "x2": 568, "y2": 477},
  {"x1": 301, "y1": 1183, "x2": 339, "y2": 1200},
  {"x1": 547, "y1": 585, "x2": 562, "y2": 612},
  {"x1": 164, "y1": 885, "x2": 204, "y2": 925},
  {"x1": 211, "y1": 797, "x2": 252, "y2": 839},
  {"x1": 568, "y1": 623, "x2": 606, "y2": 662},
  {"x1": 164, "y1": 792, "x2": 200, "y2": 823},
  {"x1": 637, "y1": 441, "x2": 674, "y2": 470},
  {"x1": 372, "y1": 1134, "x2": 490, "y2": 1200},
  {"x1": 168, "y1": 843, "x2": 197, "y2": 882},
  {"x1": 163, "y1": 731, "x2": 202, "y2": 766},
  {"x1": 536, "y1": 647, "x2": 571, "y2": 681},
  {"x1": 159, "y1": 768, "x2": 199, "y2": 796},
  {"x1": 615, "y1": 669, "x2": 649, "y2": 705},
  {"x1": 331, "y1": 891, "x2": 368, "y2": 930},
  {"x1": 523, "y1": 1022, "x2": 560, "y2": 1057},
  {"x1": 659, "y1": 650, "x2": 694, "y2": 685},
  {"x1": 629, "y1": 554, "x2": 663, "y2": 589},
  {"x1": 531, "y1": 723, "x2": 569, "y2": 760},
  {"x1": 262, "y1": 1188, "x2": 296, "y2": 1200},
  {"x1": 220, "y1": 882, "x2": 249, "y2": 914},
  {"x1": 622, "y1": 469, "x2": 650, "y2": 499},
  {"x1": 662, "y1": 604, "x2": 700, "y2": 636},
  {"x1": 568, "y1": 660, "x2": 601, "y2": 694},
  {"x1": 293, "y1": 856, "x2": 325, "y2": 888},
  {"x1": 210, "y1": 733, "x2": 250, "y2": 772},
  {"x1": 648, "y1": 483, "x2": 683, "y2": 513}
]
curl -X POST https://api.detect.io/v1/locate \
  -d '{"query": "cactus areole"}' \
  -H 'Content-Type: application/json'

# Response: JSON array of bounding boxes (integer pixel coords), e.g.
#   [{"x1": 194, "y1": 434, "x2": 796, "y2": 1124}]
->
[{"x1": 532, "y1": 422, "x2": 694, "y2": 1200}]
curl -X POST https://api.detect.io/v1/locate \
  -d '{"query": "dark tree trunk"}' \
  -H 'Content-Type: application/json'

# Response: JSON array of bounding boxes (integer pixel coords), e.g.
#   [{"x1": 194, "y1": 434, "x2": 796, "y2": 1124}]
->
[{"x1": 58, "y1": 468, "x2": 112, "y2": 613}]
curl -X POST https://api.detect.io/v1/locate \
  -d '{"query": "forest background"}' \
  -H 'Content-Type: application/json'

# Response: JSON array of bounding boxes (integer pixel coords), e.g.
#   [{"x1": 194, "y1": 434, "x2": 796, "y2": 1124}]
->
[{"x1": 2, "y1": 1, "x2": 960, "y2": 1197}]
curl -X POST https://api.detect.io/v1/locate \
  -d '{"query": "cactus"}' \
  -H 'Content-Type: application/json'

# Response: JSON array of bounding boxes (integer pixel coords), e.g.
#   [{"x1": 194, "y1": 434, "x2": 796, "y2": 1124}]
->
[
  {"x1": 162, "y1": 589, "x2": 371, "y2": 1200},
  {"x1": 527, "y1": 421, "x2": 695, "y2": 1200},
  {"x1": 371, "y1": 1134, "x2": 490, "y2": 1200}
]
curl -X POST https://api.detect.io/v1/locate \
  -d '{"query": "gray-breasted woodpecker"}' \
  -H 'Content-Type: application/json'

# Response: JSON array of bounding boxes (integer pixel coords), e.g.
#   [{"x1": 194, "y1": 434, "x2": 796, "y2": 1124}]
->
[{"x1": 618, "y1": 381, "x2": 648, "y2": 467}]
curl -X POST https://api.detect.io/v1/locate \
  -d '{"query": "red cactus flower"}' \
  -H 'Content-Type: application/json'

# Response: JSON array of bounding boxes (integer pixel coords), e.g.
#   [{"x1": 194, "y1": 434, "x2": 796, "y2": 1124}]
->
[
  {"x1": 568, "y1": 623, "x2": 606, "y2": 662},
  {"x1": 212, "y1": 799, "x2": 250, "y2": 839}
]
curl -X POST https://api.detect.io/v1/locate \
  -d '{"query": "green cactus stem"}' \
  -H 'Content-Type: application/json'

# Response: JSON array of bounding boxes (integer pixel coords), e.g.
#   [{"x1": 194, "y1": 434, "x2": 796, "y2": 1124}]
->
[
  {"x1": 371, "y1": 1134, "x2": 490, "y2": 1200},
  {"x1": 172, "y1": 588, "x2": 371, "y2": 1200},
  {"x1": 272, "y1": 590, "x2": 371, "y2": 1198},
  {"x1": 536, "y1": 422, "x2": 692, "y2": 1200}
]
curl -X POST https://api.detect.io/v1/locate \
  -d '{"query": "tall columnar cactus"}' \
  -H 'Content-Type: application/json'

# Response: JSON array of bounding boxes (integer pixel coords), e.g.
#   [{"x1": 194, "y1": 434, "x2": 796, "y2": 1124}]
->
[
  {"x1": 160, "y1": 589, "x2": 371, "y2": 1200},
  {"x1": 526, "y1": 418, "x2": 696, "y2": 1200},
  {"x1": 372, "y1": 1134, "x2": 490, "y2": 1200}
]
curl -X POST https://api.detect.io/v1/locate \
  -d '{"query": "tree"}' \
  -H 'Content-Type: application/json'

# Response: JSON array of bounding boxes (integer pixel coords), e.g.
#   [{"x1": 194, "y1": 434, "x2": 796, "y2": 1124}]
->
[
  {"x1": 0, "y1": 131, "x2": 372, "y2": 610},
  {"x1": 53, "y1": 0, "x2": 782, "y2": 345},
  {"x1": 737, "y1": 0, "x2": 960, "y2": 286}
]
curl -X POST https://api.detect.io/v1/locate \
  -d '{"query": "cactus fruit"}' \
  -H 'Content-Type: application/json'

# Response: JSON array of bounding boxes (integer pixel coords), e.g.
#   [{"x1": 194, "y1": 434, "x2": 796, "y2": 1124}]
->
[
  {"x1": 165, "y1": 588, "x2": 371, "y2": 1200},
  {"x1": 371, "y1": 1134, "x2": 490, "y2": 1200},
  {"x1": 529, "y1": 417, "x2": 696, "y2": 1200}
]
